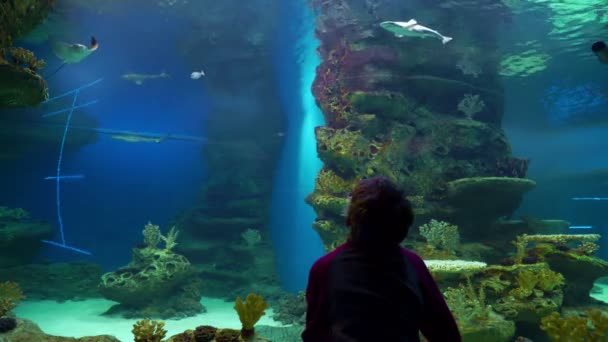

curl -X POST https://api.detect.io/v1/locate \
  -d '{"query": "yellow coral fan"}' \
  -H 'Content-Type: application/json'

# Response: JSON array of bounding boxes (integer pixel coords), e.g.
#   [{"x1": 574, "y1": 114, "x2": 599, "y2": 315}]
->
[
  {"x1": 536, "y1": 269, "x2": 565, "y2": 292},
  {"x1": 234, "y1": 293, "x2": 269, "y2": 332},
  {"x1": 132, "y1": 319, "x2": 167, "y2": 342},
  {"x1": 0, "y1": 281, "x2": 25, "y2": 317},
  {"x1": 540, "y1": 309, "x2": 608, "y2": 342}
]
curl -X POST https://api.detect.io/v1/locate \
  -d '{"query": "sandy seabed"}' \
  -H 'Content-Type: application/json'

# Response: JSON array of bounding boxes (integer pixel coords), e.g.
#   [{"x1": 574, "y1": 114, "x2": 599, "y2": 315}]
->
[{"x1": 15, "y1": 296, "x2": 285, "y2": 341}]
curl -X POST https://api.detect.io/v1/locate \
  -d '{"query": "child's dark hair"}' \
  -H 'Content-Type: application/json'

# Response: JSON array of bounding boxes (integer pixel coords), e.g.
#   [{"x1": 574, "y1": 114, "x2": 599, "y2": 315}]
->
[{"x1": 346, "y1": 176, "x2": 414, "y2": 246}]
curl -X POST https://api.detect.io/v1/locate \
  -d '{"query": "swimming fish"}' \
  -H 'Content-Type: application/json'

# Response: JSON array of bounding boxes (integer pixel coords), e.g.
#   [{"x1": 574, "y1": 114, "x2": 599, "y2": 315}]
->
[
  {"x1": 111, "y1": 134, "x2": 166, "y2": 143},
  {"x1": 121, "y1": 72, "x2": 170, "y2": 85},
  {"x1": 190, "y1": 70, "x2": 205, "y2": 79},
  {"x1": 51, "y1": 36, "x2": 99, "y2": 64},
  {"x1": 380, "y1": 19, "x2": 453, "y2": 45}
]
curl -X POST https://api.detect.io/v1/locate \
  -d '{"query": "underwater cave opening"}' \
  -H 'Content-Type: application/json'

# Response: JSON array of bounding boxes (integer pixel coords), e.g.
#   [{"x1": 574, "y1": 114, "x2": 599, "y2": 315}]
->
[{"x1": 269, "y1": 0, "x2": 325, "y2": 293}]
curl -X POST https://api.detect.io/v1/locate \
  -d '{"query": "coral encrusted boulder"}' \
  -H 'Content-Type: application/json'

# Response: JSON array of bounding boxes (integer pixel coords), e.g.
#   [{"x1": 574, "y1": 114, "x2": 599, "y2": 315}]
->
[{"x1": 99, "y1": 223, "x2": 204, "y2": 319}]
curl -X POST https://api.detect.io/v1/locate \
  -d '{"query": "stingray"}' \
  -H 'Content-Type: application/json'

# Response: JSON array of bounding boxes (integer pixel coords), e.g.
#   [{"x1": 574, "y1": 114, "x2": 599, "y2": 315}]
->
[{"x1": 46, "y1": 36, "x2": 99, "y2": 79}]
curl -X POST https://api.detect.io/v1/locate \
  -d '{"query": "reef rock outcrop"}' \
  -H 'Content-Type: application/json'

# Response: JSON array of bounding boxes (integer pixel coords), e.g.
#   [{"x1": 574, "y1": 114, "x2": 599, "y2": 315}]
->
[
  {"x1": 99, "y1": 223, "x2": 204, "y2": 319},
  {"x1": 307, "y1": 0, "x2": 529, "y2": 250},
  {"x1": 0, "y1": 206, "x2": 53, "y2": 268}
]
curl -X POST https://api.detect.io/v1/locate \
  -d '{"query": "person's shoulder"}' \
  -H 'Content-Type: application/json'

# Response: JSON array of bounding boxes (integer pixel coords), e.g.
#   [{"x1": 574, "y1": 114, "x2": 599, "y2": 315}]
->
[
  {"x1": 310, "y1": 242, "x2": 349, "y2": 272},
  {"x1": 399, "y1": 246, "x2": 426, "y2": 267}
]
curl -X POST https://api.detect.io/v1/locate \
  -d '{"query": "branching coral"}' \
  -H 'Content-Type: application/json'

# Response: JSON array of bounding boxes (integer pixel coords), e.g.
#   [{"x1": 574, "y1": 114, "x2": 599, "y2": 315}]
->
[
  {"x1": 142, "y1": 222, "x2": 180, "y2": 251},
  {"x1": 241, "y1": 228, "x2": 261, "y2": 248},
  {"x1": 457, "y1": 94, "x2": 485, "y2": 119},
  {"x1": 132, "y1": 319, "x2": 167, "y2": 342},
  {"x1": 234, "y1": 293, "x2": 268, "y2": 338},
  {"x1": 513, "y1": 234, "x2": 601, "y2": 264},
  {"x1": 509, "y1": 268, "x2": 564, "y2": 299},
  {"x1": 161, "y1": 226, "x2": 179, "y2": 250},
  {"x1": 444, "y1": 276, "x2": 491, "y2": 324},
  {"x1": 0, "y1": 281, "x2": 25, "y2": 317},
  {"x1": 419, "y1": 219, "x2": 460, "y2": 254},
  {"x1": 540, "y1": 309, "x2": 608, "y2": 342},
  {"x1": 143, "y1": 222, "x2": 162, "y2": 248}
]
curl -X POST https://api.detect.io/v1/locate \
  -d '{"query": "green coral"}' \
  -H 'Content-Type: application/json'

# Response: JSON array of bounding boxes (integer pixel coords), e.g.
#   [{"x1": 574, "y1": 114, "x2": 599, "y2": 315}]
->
[
  {"x1": 315, "y1": 127, "x2": 372, "y2": 174},
  {"x1": 312, "y1": 219, "x2": 348, "y2": 251},
  {"x1": 444, "y1": 277, "x2": 490, "y2": 324},
  {"x1": 308, "y1": 193, "x2": 349, "y2": 219},
  {"x1": 4, "y1": 47, "x2": 45, "y2": 70},
  {"x1": 509, "y1": 270, "x2": 538, "y2": 299},
  {"x1": 540, "y1": 309, "x2": 608, "y2": 342},
  {"x1": 315, "y1": 168, "x2": 356, "y2": 195},
  {"x1": 132, "y1": 319, "x2": 166, "y2": 342},
  {"x1": 143, "y1": 222, "x2": 162, "y2": 248},
  {"x1": 142, "y1": 222, "x2": 180, "y2": 250},
  {"x1": 537, "y1": 269, "x2": 565, "y2": 292},
  {"x1": 0, "y1": 281, "x2": 25, "y2": 316},
  {"x1": 348, "y1": 91, "x2": 414, "y2": 121},
  {"x1": 0, "y1": 0, "x2": 55, "y2": 47},
  {"x1": 419, "y1": 219, "x2": 460, "y2": 254}
]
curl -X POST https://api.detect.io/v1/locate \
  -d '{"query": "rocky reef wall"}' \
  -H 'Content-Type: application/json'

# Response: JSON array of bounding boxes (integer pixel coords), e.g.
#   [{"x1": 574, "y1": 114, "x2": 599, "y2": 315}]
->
[
  {"x1": 306, "y1": 0, "x2": 531, "y2": 250},
  {"x1": 173, "y1": 0, "x2": 285, "y2": 298}
]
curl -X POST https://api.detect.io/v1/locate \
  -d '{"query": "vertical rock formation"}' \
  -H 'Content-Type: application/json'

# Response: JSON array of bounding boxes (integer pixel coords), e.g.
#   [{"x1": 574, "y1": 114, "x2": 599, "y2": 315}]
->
[
  {"x1": 174, "y1": 0, "x2": 285, "y2": 297},
  {"x1": 306, "y1": 0, "x2": 531, "y2": 250}
]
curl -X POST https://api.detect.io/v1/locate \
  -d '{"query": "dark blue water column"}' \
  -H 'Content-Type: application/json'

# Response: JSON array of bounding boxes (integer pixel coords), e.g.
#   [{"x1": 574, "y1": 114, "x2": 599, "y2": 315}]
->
[
  {"x1": 8, "y1": 4, "x2": 208, "y2": 269},
  {"x1": 270, "y1": 0, "x2": 326, "y2": 292}
]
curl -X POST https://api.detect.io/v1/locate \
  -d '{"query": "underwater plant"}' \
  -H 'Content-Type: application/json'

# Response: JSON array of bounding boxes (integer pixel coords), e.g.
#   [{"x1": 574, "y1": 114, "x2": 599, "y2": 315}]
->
[
  {"x1": 540, "y1": 309, "x2": 608, "y2": 342},
  {"x1": 234, "y1": 293, "x2": 269, "y2": 339},
  {"x1": 0, "y1": 281, "x2": 25, "y2": 317},
  {"x1": 132, "y1": 319, "x2": 167, "y2": 342}
]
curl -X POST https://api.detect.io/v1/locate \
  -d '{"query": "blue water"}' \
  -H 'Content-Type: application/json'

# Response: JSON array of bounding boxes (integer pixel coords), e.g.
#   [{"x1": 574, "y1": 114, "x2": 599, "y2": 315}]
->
[
  {"x1": 2, "y1": 5, "x2": 207, "y2": 268},
  {"x1": 270, "y1": 0, "x2": 326, "y2": 292}
]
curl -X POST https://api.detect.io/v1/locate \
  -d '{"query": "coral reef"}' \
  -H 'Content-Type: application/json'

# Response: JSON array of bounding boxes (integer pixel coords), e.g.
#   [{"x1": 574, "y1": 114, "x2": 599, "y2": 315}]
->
[
  {"x1": 418, "y1": 219, "x2": 460, "y2": 256},
  {"x1": 0, "y1": 281, "x2": 24, "y2": 317},
  {"x1": 540, "y1": 309, "x2": 608, "y2": 341},
  {"x1": 132, "y1": 319, "x2": 167, "y2": 342},
  {"x1": 271, "y1": 291, "x2": 306, "y2": 325},
  {"x1": 234, "y1": 293, "x2": 269, "y2": 338},
  {"x1": 99, "y1": 222, "x2": 204, "y2": 319},
  {"x1": 0, "y1": 206, "x2": 54, "y2": 267},
  {"x1": 306, "y1": 0, "x2": 527, "y2": 249},
  {"x1": 0, "y1": 0, "x2": 53, "y2": 108}
]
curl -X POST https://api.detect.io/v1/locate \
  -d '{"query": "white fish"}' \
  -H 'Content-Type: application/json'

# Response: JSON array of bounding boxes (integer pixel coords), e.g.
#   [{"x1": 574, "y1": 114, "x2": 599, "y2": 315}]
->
[
  {"x1": 121, "y1": 71, "x2": 170, "y2": 85},
  {"x1": 380, "y1": 19, "x2": 453, "y2": 45},
  {"x1": 190, "y1": 70, "x2": 205, "y2": 79}
]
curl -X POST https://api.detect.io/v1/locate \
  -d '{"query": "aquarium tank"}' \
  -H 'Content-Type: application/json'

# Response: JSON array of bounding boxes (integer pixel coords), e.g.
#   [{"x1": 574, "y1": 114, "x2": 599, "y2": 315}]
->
[{"x1": 0, "y1": 0, "x2": 607, "y2": 341}]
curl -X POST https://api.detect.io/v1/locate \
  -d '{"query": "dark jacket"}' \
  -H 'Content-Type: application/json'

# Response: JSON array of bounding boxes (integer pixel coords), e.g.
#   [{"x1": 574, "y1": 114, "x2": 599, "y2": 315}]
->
[{"x1": 302, "y1": 241, "x2": 461, "y2": 342}]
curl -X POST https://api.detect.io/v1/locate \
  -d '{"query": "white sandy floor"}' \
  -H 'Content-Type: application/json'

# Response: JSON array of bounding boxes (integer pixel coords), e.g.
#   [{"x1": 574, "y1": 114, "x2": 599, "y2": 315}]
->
[{"x1": 15, "y1": 297, "x2": 285, "y2": 341}]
